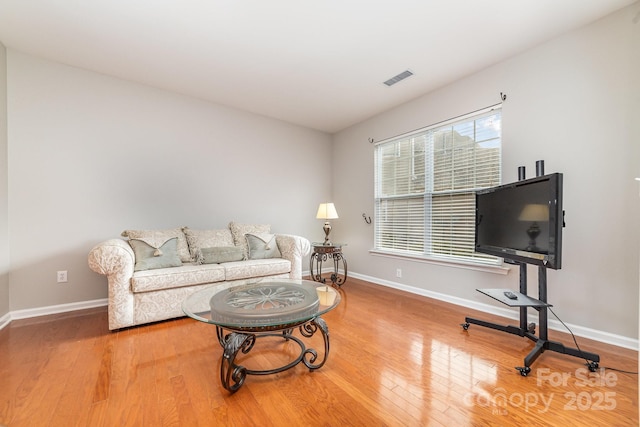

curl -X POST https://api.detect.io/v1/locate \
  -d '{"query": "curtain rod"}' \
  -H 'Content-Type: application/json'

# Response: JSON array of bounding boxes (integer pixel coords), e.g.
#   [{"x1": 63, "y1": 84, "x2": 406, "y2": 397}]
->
[{"x1": 369, "y1": 93, "x2": 506, "y2": 145}]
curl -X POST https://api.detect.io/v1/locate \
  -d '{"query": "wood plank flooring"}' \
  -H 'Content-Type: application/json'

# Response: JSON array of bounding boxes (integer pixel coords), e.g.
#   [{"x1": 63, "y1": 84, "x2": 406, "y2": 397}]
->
[{"x1": 0, "y1": 277, "x2": 637, "y2": 426}]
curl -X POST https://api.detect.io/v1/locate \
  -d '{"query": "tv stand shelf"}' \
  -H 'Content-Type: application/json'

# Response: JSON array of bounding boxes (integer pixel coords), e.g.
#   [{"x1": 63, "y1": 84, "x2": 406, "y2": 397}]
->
[
  {"x1": 462, "y1": 264, "x2": 600, "y2": 376},
  {"x1": 476, "y1": 288, "x2": 550, "y2": 308}
]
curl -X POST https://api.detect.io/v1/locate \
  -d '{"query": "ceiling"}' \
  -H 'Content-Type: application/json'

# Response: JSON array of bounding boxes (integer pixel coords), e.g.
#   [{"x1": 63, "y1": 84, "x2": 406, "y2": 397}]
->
[{"x1": 0, "y1": 0, "x2": 635, "y2": 133}]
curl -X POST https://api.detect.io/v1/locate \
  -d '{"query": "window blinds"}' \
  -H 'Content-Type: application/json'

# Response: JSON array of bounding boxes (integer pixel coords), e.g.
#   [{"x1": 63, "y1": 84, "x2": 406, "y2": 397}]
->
[{"x1": 374, "y1": 107, "x2": 502, "y2": 265}]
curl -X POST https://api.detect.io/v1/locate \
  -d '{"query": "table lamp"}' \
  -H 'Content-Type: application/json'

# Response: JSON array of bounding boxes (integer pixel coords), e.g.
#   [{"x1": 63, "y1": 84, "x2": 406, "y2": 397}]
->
[{"x1": 316, "y1": 203, "x2": 339, "y2": 245}]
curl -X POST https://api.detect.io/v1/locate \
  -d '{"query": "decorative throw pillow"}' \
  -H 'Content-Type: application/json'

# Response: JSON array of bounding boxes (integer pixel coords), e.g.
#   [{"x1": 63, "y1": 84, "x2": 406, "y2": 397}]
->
[
  {"x1": 128, "y1": 237, "x2": 182, "y2": 271},
  {"x1": 246, "y1": 233, "x2": 281, "y2": 259},
  {"x1": 183, "y1": 227, "x2": 235, "y2": 261},
  {"x1": 198, "y1": 246, "x2": 245, "y2": 264},
  {"x1": 229, "y1": 222, "x2": 271, "y2": 258},
  {"x1": 121, "y1": 228, "x2": 191, "y2": 262}
]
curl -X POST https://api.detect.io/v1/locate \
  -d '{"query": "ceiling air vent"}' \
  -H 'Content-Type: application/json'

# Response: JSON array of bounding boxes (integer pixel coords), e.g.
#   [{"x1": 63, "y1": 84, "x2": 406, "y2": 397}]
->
[{"x1": 383, "y1": 70, "x2": 414, "y2": 87}]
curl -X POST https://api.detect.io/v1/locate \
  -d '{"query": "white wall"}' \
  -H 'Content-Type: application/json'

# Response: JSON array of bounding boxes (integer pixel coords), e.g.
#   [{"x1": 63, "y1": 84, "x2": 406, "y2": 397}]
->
[
  {"x1": 333, "y1": 5, "x2": 640, "y2": 340},
  {"x1": 0, "y1": 42, "x2": 8, "y2": 318},
  {"x1": 6, "y1": 51, "x2": 332, "y2": 311}
]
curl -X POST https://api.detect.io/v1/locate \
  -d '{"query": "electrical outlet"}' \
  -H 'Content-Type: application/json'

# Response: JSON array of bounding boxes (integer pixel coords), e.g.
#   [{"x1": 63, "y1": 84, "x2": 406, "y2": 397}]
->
[
  {"x1": 396, "y1": 268, "x2": 402, "y2": 278},
  {"x1": 57, "y1": 270, "x2": 68, "y2": 283}
]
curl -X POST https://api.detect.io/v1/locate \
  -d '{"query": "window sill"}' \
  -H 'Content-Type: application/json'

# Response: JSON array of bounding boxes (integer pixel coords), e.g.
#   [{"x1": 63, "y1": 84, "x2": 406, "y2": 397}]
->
[{"x1": 369, "y1": 249, "x2": 510, "y2": 275}]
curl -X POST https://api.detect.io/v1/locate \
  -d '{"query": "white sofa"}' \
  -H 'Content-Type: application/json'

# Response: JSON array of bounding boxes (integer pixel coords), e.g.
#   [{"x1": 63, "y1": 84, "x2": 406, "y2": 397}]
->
[{"x1": 88, "y1": 222, "x2": 310, "y2": 330}]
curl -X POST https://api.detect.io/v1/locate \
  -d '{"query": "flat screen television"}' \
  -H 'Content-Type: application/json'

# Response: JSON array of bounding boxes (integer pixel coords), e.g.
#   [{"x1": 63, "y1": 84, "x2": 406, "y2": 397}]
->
[{"x1": 475, "y1": 172, "x2": 564, "y2": 269}]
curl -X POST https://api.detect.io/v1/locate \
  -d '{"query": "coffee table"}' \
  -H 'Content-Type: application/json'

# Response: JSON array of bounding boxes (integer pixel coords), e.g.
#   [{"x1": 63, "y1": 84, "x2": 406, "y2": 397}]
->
[{"x1": 182, "y1": 278, "x2": 341, "y2": 392}]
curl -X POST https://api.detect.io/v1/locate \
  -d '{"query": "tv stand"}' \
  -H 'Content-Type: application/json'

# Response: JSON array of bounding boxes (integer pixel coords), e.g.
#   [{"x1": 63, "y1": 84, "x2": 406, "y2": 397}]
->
[{"x1": 462, "y1": 263, "x2": 600, "y2": 376}]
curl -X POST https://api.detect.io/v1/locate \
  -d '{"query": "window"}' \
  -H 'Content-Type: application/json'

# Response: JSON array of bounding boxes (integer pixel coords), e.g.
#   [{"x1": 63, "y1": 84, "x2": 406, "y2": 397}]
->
[{"x1": 374, "y1": 107, "x2": 502, "y2": 265}]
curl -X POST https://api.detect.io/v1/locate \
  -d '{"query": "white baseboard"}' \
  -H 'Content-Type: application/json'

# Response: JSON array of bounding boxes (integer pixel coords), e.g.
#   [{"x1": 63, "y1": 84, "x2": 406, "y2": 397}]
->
[
  {"x1": 1, "y1": 298, "x2": 108, "y2": 330},
  {"x1": 0, "y1": 311, "x2": 10, "y2": 330},
  {"x1": 349, "y1": 272, "x2": 639, "y2": 351}
]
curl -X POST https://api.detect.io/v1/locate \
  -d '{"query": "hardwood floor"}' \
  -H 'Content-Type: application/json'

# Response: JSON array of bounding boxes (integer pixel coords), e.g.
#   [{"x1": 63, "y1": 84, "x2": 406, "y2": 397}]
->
[{"x1": 0, "y1": 277, "x2": 637, "y2": 426}]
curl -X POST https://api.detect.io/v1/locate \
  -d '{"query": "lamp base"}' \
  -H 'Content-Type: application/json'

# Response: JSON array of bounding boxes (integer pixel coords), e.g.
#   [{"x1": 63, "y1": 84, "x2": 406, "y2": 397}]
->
[{"x1": 323, "y1": 221, "x2": 332, "y2": 246}]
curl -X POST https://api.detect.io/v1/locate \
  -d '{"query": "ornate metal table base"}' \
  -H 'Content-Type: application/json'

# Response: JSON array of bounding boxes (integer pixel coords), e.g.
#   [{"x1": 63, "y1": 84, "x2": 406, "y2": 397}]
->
[
  {"x1": 216, "y1": 317, "x2": 330, "y2": 392},
  {"x1": 310, "y1": 244, "x2": 347, "y2": 287}
]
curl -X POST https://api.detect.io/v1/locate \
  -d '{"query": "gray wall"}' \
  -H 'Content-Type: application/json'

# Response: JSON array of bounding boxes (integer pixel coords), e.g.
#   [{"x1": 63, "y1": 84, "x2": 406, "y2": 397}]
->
[
  {"x1": 332, "y1": 5, "x2": 640, "y2": 340},
  {"x1": 6, "y1": 51, "x2": 332, "y2": 311},
  {"x1": 0, "y1": 42, "x2": 8, "y2": 318}
]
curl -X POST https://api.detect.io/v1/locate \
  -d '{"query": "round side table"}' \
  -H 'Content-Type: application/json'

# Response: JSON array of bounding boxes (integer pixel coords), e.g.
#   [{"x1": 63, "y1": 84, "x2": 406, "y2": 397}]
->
[{"x1": 309, "y1": 243, "x2": 347, "y2": 287}]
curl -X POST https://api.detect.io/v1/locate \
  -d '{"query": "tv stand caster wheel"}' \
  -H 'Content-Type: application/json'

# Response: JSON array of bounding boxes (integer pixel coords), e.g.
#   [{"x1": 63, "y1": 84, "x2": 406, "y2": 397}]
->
[
  {"x1": 516, "y1": 366, "x2": 531, "y2": 376},
  {"x1": 587, "y1": 361, "x2": 599, "y2": 372},
  {"x1": 461, "y1": 323, "x2": 470, "y2": 331},
  {"x1": 527, "y1": 323, "x2": 536, "y2": 334}
]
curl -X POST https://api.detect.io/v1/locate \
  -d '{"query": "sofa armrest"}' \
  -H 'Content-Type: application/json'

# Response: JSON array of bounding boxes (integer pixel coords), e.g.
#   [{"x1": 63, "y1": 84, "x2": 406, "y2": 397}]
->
[
  {"x1": 88, "y1": 239, "x2": 135, "y2": 275},
  {"x1": 88, "y1": 239, "x2": 136, "y2": 330},
  {"x1": 276, "y1": 234, "x2": 311, "y2": 279}
]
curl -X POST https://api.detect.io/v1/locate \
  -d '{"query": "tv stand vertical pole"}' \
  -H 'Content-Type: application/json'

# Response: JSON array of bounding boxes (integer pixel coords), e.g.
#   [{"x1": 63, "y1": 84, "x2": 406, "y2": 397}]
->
[
  {"x1": 538, "y1": 266, "x2": 547, "y2": 341},
  {"x1": 519, "y1": 263, "x2": 530, "y2": 333}
]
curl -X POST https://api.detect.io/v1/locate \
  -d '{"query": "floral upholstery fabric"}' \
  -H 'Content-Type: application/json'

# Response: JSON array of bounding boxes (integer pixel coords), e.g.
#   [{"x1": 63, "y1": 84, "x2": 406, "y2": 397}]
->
[
  {"x1": 132, "y1": 274, "x2": 289, "y2": 326},
  {"x1": 223, "y1": 258, "x2": 290, "y2": 281},
  {"x1": 88, "y1": 239, "x2": 136, "y2": 329},
  {"x1": 276, "y1": 234, "x2": 310, "y2": 280},
  {"x1": 131, "y1": 263, "x2": 226, "y2": 292},
  {"x1": 88, "y1": 227, "x2": 310, "y2": 330}
]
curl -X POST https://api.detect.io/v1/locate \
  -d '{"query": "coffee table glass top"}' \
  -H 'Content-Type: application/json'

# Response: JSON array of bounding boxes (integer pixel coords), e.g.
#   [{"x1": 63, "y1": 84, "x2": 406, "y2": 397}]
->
[{"x1": 182, "y1": 279, "x2": 341, "y2": 331}]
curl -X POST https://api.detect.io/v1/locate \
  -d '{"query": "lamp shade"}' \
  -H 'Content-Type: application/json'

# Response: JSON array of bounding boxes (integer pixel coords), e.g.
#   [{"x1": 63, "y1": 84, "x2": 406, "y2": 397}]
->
[
  {"x1": 316, "y1": 203, "x2": 339, "y2": 219},
  {"x1": 518, "y1": 204, "x2": 549, "y2": 222}
]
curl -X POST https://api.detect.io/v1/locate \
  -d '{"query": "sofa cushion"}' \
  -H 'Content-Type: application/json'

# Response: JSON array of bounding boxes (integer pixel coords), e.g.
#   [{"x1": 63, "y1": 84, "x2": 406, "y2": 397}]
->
[
  {"x1": 246, "y1": 233, "x2": 281, "y2": 259},
  {"x1": 229, "y1": 221, "x2": 271, "y2": 258},
  {"x1": 200, "y1": 246, "x2": 244, "y2": 264},
  {"x1": 223, "y1": 258, "x2": 291, "y2": 281},
  {"x1": 131, "y1": 263, "x2": 226, "y2": 292},
  {"x1": 183, "y1": 227, "x2": 235, "y2": 260},
  {"x1": 129, "y1": 237, "x2": 183, "y2": 271},
  {"x1": 122, "y1": 227, "x2": 191, "y2": 262}
]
